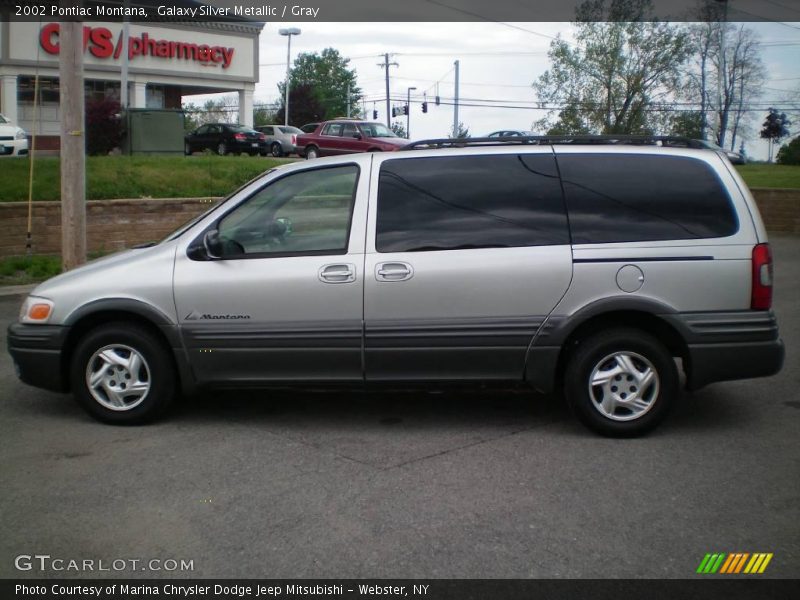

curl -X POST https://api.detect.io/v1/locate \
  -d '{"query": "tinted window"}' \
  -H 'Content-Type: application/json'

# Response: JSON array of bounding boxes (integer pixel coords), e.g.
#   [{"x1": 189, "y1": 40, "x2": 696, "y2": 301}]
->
[
  {"x1": 342, "y1": 123, "x2": 358, "y2": 137},
  {"x1": 261, "y1": 126, "x2": 274, "y2": 135},
  {"x1": 558, "y1": 154, "x2": 738, "y2": 243},
  {"x1": 218, "y1": 165, "x2": 359, "y2": 257},
  {"x1": 376, "y1": 154, "x2": 569, "y2": 253}
]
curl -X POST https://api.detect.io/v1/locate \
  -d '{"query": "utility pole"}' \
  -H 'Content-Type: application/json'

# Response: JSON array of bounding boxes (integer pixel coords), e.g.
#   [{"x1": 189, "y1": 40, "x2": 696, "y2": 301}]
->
[
  {"x1": 378, "y1": 53, "x2": 399, "y2": 127},
  {"x1": 453, "y1": 60, "x2": 460, "y2": 137},
  {"x1": 59, "y1": 19, "x2": 86, "y2": 270}
]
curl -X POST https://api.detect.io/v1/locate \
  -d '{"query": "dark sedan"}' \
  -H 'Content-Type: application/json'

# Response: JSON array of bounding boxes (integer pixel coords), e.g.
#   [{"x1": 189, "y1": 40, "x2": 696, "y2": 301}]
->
[{"x1": 185, "y1": 123, "x2": 267, "y2": 156}]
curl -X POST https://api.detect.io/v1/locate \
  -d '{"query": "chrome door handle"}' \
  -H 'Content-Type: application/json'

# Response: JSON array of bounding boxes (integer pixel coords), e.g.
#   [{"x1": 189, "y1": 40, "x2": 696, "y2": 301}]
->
[
  {"x1": 318, "y1": 263, "x2": 356, "y2": 283},
  {"x1": 375, "y1": 262, "x2": 414, "y2": 282}
]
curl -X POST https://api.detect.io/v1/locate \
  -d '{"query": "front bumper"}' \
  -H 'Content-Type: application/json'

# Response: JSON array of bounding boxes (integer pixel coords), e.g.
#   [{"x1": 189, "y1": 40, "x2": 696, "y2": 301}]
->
[
  {"x1": 0, "y1": 138, "x2": 29, "y2": 157},
  {"x1": 7, "y1": 323, "x2": 70, "y2": 392}
]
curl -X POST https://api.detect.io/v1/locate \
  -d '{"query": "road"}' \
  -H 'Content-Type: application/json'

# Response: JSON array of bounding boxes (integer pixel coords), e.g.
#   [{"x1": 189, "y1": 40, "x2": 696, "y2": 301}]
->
[{"x1": 1, "y1": 235, "x2": 798, "y2": 579}]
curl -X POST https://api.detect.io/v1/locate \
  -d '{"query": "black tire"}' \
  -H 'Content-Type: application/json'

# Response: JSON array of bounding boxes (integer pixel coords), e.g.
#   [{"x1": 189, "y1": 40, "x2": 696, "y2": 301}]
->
[
  {"x1": 70, "y1": 322, "x2": 177, "y2": 425},
  {"x1": 184, "y1": 142, "x2": 192, "y2": 156},
  {"x1": 271, "y1": 142, "x2": 284, "y2": 157},
  {"x1": 305, "y1": 145, "x2": 319, "y2": 160},
  {"x1": 564, "y1": 328, "x2": 677, "y2": 437},
  {"x1": 217, "y1": 142, "x2": 228, "y2": 156}
]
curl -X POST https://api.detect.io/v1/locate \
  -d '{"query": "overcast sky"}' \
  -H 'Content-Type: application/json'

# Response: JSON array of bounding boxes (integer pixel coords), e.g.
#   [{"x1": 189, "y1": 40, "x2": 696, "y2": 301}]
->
[{"x1": 194, "y1": 21, "x2": 800, "y2": 160}]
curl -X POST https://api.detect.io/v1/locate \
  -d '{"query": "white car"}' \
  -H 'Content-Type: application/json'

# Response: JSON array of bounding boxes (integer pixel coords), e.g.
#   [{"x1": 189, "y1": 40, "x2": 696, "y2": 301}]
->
[{"x1": 0, "y1": 114, "x2": 29, "y2": 157}]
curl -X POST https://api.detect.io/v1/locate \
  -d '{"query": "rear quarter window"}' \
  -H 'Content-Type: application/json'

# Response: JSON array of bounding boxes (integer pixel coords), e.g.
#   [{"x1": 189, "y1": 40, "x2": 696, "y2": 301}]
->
[{"x1": 557, "y1": 154, "x2": 738, "y2": 244}]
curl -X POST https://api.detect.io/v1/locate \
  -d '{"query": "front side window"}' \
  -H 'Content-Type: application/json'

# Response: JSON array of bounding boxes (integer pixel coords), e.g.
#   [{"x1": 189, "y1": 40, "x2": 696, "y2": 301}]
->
[
  {"x1": 342, "y1": 123, "x2": 359, "y2": 138},
  {"x1": 216, "y1": 165, "x2": 359, "y2": 257},
  {"x1": 557, "y1": 154, "x2": 738, "y2": 243},
  {"x1": 376, "y1": 155, "x2": 569, "y2": 253},
  {"x1": 359, "y1": 122, "x2": 396, "y2": 138}
]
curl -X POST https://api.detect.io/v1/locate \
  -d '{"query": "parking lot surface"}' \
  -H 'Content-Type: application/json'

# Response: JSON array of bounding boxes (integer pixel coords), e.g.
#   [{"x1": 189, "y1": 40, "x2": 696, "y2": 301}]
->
[{"x1": 1, "y1": 235, "x2": 798, "y2": 579}]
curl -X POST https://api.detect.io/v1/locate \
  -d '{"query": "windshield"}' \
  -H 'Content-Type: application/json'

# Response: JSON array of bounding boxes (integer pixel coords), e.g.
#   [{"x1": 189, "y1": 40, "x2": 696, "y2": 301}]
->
[
  {"x1": 359, "y1": 123, "x2": 396, "y2": 138},
  {"x1": 279, "y1": 126, "x2": 302, "y2": 134}
]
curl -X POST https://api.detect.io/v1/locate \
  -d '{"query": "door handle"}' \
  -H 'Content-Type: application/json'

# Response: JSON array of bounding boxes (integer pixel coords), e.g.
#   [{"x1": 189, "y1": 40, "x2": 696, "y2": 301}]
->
[
  {"x1": 375, "y1": 262, "x2": 414, "y2": 282},
  {"x1": 318, "y1": 263, "x2": 356, "y2": 283}
]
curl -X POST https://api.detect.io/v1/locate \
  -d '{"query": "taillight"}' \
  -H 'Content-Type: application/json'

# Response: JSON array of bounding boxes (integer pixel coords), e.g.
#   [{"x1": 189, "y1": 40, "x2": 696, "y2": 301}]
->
[
  {"x1": 291, "y1": 134, "x2": 297, "y2": 145},
  {"x1": 234, "y1": 133, "x2": 246, "y2": 141},
  {"x1": 751, "y1": 243, "x2": 773, "y2": 310},
  {"x1": 258, "y1": 133, "x2": 266, "y2": 141}
]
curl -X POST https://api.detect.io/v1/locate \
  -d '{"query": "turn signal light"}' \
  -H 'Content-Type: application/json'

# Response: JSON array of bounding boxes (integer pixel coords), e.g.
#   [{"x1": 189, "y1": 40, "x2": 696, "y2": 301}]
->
[
  {"x1": 751, "y1": 243, "x2": 773, "y2": 310},
  {"x1": 29, "y1": 304, "x2": 52, "y2": 320}
]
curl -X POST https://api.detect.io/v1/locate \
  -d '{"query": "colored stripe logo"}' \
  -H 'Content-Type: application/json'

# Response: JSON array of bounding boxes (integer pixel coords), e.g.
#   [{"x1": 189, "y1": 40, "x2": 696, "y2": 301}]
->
[{"x1": 697, "y1": 553, "x2": 773, "y2": 574}]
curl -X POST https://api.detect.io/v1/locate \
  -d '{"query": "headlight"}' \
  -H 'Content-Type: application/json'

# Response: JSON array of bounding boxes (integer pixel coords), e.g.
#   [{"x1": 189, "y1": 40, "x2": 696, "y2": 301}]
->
[
  {"x1": 19, "y1": 296, "x2": 54, "y2": 324},
  {"x1": 15, "y1": 129, "x2": 27, "y2": 140}
]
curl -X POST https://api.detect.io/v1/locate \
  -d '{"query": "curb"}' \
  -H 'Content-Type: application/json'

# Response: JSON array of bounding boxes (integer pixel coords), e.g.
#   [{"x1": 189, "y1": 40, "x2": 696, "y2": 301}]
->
[{"x1": 0, "y1": 284, "x2": 36, "y2": 297}]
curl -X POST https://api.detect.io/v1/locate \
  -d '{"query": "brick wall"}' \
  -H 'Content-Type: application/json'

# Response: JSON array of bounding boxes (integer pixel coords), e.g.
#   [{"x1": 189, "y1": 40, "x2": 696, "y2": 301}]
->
[{"x1": 0, "y1": 190, "x2": 797, "y2": 258}]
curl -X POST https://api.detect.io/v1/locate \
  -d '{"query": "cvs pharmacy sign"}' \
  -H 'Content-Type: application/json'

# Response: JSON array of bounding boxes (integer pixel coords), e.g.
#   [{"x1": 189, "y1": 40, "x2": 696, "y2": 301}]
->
[{"x1": 39, "y1": 23, "x2": 235, "y2": 69}]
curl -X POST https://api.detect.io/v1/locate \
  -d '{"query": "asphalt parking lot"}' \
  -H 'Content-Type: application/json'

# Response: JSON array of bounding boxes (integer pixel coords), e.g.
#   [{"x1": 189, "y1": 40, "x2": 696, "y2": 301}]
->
[{"x1": 1, "y1": 235, "x2": 798, "y2": 580}]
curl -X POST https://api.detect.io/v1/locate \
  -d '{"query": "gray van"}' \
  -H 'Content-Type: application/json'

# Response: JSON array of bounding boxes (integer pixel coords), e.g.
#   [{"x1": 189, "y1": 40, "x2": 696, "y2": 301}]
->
[{"x1": 7, "y1": 136, "x2": 784, "y2": 436}]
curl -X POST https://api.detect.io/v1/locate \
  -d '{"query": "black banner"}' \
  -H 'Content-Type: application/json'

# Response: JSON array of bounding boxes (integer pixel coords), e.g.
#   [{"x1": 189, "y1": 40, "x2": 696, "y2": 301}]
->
[
  {"x1": 3, "y1": 579, "x2": 800, "y2": 600},
  {"x1": 3, "y1": 0, "x2": 800, "y2": 22}
]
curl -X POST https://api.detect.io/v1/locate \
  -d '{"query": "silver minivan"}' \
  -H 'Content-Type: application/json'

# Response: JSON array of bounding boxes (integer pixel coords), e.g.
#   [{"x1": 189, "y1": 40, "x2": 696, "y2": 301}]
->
[{"x1": 8, "y1": 137, "x2": 784, "y2": 436}]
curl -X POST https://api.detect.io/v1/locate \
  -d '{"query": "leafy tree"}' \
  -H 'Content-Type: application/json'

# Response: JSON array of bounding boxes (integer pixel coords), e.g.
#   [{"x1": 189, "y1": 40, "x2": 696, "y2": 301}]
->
[
  {"x1": 182, "y1": 96, "x2": 238, "y2": 131},
  {"x1": 761, "y1": 108, "x2": 791, "y2": 162},
  {"x1": 776, "y1": 136, "x2": 800, "y2": 165},
  {"x1": 253, "y1": 105, "x2": 277, "y2": 127},
  {"x1": 277, "y1": 48, "x2": 362, "y2": 123},
  {"x1": 533, "y1": 0, "x2": 692, "y2": 135},
  {"x1": 273, "y1": 84, "x2": 326, "y2": 128},
  {"x1": 390, "y1": 121, "x2": 407, "y2": 138},
  {"x1": 668, "y1": 111, "x2": 704, "y2": 139},
  {"x1": 85, "y1": 97, "x2": 122, "y2": 155},
  {"x1": 449, "y1": 121, "x2": 470, "y2": 139}
]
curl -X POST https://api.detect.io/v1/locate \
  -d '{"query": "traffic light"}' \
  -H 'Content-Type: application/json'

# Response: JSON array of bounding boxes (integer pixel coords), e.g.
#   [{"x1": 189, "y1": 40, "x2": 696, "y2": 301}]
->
[
  {"x1": 391, "y1": 107, "x2": 397, "y2": 118},
  {"x1": 422, "y1": 101, "x2": 428, "y2": 113},
  {"x1": 402, "y1": 105, "x2": 408, "y2": 115},
  {"x1": 373, "y1": 109, "x2": 378, "y2": 120},
  {"x1": 435, "y1": 95, "x2": 440, "y2": 106}
]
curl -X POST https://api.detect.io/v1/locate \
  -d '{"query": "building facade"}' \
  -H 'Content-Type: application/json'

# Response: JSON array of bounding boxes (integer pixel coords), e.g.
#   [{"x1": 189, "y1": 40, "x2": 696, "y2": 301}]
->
[{"x1": 0, "y1": 18, "x2": 263, "y2": 149}]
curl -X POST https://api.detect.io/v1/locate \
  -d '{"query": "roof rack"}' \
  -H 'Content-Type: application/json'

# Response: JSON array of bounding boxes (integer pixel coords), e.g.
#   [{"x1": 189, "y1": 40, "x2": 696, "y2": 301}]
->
[{"x1": 401, "y1": 135, "x2": 706, "y2": 151}]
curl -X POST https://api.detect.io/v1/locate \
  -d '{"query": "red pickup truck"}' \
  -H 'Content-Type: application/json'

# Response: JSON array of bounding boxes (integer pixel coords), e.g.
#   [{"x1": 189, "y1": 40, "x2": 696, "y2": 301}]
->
[{"x1": 296, "y1": 119, "x2": 407, "y2": 159}]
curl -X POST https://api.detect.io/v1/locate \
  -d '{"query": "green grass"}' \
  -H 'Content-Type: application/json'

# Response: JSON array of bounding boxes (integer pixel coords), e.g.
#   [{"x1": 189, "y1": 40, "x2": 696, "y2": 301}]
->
[
  {"x1": 735, "y1": 164, "x2": 800, "y2": 189},
  {"x1": 0, "y1": 155, "x2": 290, "y2": 202},
  {"x1": 0, "y1": 255, "x2": 62, "y2": 285}
]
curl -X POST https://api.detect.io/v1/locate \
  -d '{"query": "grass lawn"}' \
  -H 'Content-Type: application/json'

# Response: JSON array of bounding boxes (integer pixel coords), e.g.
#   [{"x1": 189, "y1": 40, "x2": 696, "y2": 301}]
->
[
  {"x1": 0, "y1": 154, "x2": 289, "y2": 202},
  {"x1": 0, "y1": 255, "x2": 62, "y2": 285},
  {"x1": 735, "y1": 164, "x2": 800, "y2": 189}
]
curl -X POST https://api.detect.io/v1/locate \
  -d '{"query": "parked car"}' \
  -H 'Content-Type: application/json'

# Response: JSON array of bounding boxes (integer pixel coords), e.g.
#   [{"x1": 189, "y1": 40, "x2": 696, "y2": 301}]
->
[
  {"x1": 8, "y1": 137, "x2": 784, "y2": 436},
  {"x1": 299, "y1": 122, "x2": 320, "y2": 133},
  {"x1": 0, "y1": 113, "x2": 29, "y2": 157},
  {"x1": 487, "y1": 130, "x2": 535, "y2": 138},
  {"x1": 184, "y1": 123, "x2": 266, "y2": 156},
  {"x1": 296, "y1": 119, "x2": 407, "y2": 159},
  {"x1": 254, "y1": 125, "x2": 303, "y2": 157}
]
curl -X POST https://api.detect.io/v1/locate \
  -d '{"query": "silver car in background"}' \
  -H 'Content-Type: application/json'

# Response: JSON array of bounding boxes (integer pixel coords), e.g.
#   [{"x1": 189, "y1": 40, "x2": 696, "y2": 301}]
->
[{"x1": 255, "y1": 125, "x2": 303, "y2": 157}]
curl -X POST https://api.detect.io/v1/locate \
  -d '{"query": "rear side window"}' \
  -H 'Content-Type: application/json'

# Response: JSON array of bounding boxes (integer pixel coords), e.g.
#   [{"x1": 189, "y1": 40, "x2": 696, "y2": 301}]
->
[
  {"x1": 557, "y1": 154, "x2": 738, "y2": 244},
  {"x1": 376, "y1": 154, "x2": 569, "y2": 252}
]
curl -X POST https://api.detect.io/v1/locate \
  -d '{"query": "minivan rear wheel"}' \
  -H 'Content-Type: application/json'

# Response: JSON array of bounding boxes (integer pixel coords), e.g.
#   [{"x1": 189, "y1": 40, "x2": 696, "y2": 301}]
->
[
  {"x1": 564, "y1": 328, "x2": 677, "y2": 437},
  {"x1": 71, "y1": 322, "x2": 176, "y2": 424},
  {"x1": 305, "y1": 145, "x2": 319, "y2": 160}
]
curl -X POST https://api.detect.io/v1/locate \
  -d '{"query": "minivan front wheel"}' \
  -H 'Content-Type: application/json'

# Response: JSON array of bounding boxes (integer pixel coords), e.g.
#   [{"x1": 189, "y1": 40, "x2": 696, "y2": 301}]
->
[
  {"x1": 564, "y1": 328, "x2": 677, "y2": 437},
  {"x1": 71, "y1": 322, "x2": 176, "y2": 424}
]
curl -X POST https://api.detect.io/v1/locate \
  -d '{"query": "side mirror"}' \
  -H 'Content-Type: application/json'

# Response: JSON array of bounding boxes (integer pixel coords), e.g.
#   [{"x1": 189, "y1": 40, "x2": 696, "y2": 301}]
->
[
  {"x1": 275, "y1": 217, "x2": 293, "y2": 235},
  {"x1": 203, "y1": 229, "x2": 223, "y2": 259}
]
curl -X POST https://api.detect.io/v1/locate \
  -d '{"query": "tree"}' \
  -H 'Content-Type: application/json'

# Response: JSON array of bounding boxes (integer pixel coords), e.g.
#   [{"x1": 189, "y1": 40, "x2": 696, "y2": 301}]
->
[
  {"x1": 182, "y1": 96, "x2": 238, "y2": 131},
  {"x1": 668, "y1": 111, "x2": 704, "y2": 139},
  {"x1": 776, "y1": 136, "x2": 800, "y2": 165},
  {"x1": 85, "y1": 97, "x2": 122, "y2": 155},
  {"x1": 253, "y1": 105, "x2": 277, "y2": 127},
  {"x1": 273, "y1": 84, "x2": 326, "y2": 128},
  {"x1": 277, "y1": 48, "x2": 362, "y2": 124},
  {"x1": 760, "y1": 108, "x2": 791, "y2": 162},
  {"x1": 390, "y1": 121, "x2": 406, "y2": 138},
  {"x1": 533, "y1": 0, "x2": 692, "y2": 135},
  {"x1": 449, "y1": 122, "x2": 470, "y2": 138},
  {"x1": 684, "y1": 4, "x2": 764, "y2": 148}
]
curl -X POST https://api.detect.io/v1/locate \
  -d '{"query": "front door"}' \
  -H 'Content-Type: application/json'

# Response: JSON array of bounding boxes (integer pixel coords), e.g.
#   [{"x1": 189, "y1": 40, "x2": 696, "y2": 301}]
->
[
  {"x1": 173, "y1": 160, "x2": 369, "y2": 385},
  {"x1": 363, "y1": 152, "x2": 573, "y2": 381}
]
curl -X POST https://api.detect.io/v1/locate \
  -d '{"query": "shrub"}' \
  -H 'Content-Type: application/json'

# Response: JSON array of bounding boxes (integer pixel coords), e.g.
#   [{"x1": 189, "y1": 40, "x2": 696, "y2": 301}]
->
[
  {"x1": 86, "y1": 98, "x2": 123, "y2": 155},
  {"x1": 776, "y1": 137, "x2": 800, "y2": 165}
]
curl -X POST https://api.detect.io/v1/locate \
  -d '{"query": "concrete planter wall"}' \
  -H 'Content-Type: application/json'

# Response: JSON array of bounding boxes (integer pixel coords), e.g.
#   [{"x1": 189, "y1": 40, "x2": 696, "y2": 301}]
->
[{"x1": 0, "y1": 189, "x2": 798, "y2": 258}]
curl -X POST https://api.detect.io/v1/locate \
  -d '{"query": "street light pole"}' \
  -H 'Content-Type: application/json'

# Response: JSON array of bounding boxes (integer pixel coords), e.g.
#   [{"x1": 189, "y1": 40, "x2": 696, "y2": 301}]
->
[
  {"x1": 406, "y1": 86, "x2": 416, "y2": 139},
  {"x1": 279, "y1": 28, "x2": 301, "y2": 126}
]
